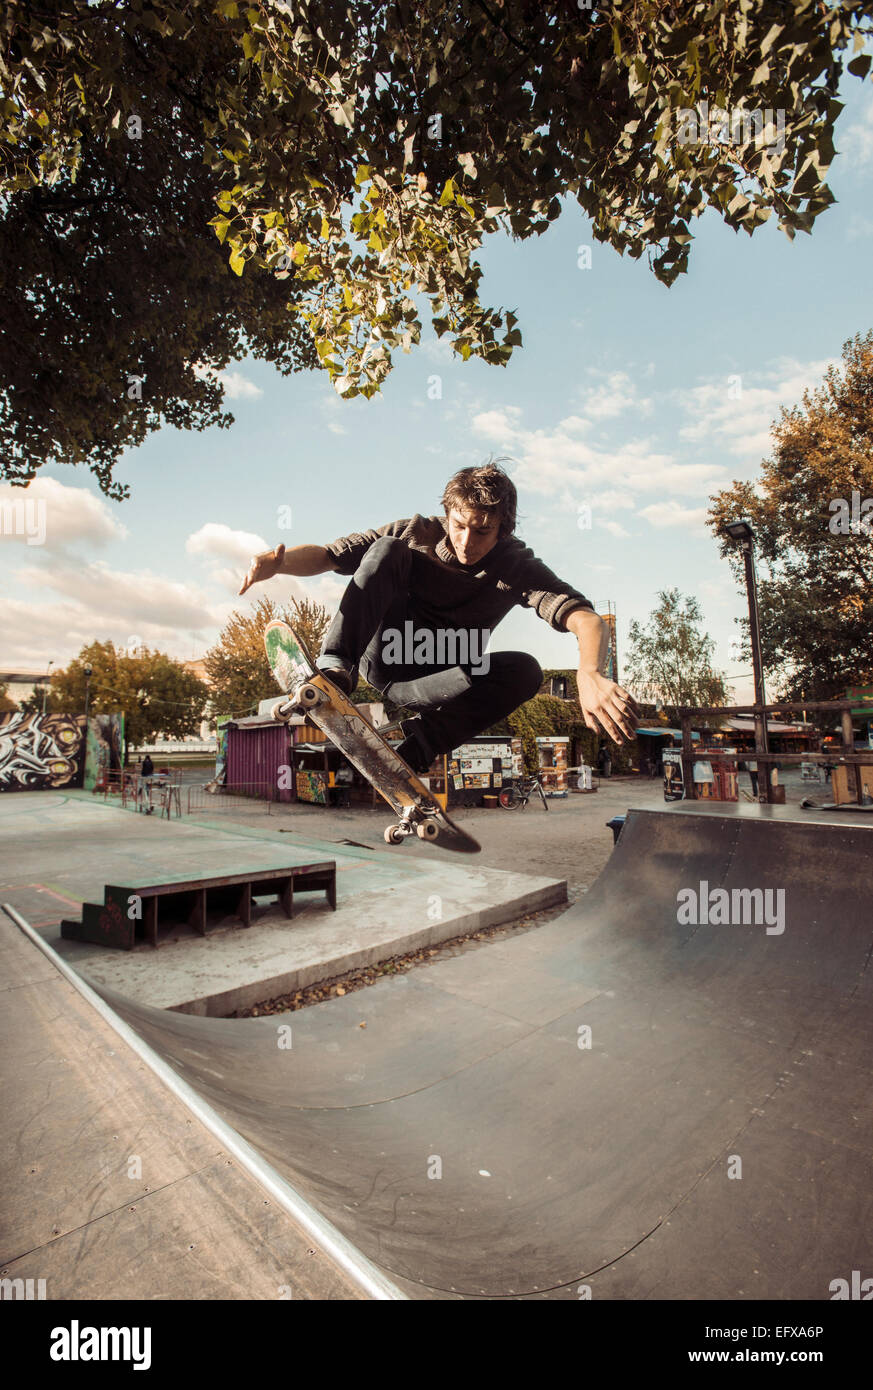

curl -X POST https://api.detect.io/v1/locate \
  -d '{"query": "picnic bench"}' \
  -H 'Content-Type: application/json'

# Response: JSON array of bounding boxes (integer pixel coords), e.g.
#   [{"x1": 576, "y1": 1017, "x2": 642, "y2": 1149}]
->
[{"x1": 60, "y1": 862, "x2": 336, "y2": 950}]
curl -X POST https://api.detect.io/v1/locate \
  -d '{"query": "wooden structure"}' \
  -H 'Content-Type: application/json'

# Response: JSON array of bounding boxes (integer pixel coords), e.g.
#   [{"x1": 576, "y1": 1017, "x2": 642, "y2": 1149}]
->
[
  {"x1": 674, "y1": 700, "x2": 873, "y2": 804},
  {"x1": 60, "y1": 862, "x2": 337, "y2": 951}
]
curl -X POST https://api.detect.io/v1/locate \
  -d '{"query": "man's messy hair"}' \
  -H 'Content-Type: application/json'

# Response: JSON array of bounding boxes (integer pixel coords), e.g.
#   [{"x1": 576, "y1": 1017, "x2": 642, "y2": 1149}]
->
[{"x1": 441, "y1": 458, "x2": 517, "y2": 537}]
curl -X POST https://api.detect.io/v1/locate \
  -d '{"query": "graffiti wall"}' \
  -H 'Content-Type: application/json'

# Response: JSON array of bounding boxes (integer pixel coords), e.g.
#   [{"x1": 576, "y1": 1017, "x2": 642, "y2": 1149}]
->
[
  {"x1": 83, "y1": 714, "x2": 125, "y2": 791},
  {"x1": 0, "y1": 711, "x2": 86, "y2": 791}
]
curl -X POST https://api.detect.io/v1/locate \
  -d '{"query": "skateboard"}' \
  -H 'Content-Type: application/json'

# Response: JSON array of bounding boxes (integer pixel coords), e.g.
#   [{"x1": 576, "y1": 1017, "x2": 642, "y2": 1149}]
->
[{"x1": 264, "y1": 619, "x2": 480, "y2": 854}]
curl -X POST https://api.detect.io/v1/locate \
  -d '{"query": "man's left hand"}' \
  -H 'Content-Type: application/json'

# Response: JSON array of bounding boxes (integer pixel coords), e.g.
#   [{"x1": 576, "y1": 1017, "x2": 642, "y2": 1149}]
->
[{"x1": 577, "y1": 670, "x2": 639, "y2": 743}]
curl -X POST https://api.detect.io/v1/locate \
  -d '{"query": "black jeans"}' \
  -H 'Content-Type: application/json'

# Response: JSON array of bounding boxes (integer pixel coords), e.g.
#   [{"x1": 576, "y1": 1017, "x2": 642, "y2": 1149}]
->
[{"x1": 320, "y1": 537, "x2": 542, "y2": 761}]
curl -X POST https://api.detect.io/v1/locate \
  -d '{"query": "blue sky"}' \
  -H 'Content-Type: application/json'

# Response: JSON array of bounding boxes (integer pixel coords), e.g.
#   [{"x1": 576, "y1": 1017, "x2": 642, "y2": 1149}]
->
[{"x1": 3, "y1": 73, "x2": 872, "y2": 704}]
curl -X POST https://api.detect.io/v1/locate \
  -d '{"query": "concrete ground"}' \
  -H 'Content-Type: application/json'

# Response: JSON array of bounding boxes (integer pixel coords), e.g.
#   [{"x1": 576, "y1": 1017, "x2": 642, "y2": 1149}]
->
[
  {"x1": 0, "y1": 790, "x2": 568, "y2": 1014},
  {"x1": 0, "y1": 766, "x2": 816, "y2": 1017},
  {"x1": 0, "y1": 912, "x2": 371, "y2": 1301},
  {"x1": 162, "y1": 764, "x2": 808, "y2": 905},
  {"x1": 176, "y1": 772, "x2": 669, "y2": 903}
]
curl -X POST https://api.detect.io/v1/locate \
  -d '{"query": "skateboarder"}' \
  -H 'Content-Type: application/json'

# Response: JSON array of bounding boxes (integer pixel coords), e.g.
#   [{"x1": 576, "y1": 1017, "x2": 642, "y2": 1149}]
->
[{"x1": 241, "y1": 463, "x2": 637, "y2": 772}]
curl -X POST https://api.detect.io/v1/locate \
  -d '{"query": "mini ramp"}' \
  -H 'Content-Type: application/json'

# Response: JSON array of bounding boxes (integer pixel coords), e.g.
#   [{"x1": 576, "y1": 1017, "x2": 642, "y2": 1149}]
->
[{"x1": 8, "y1": 805, "x2": 873, "y2": 1299}]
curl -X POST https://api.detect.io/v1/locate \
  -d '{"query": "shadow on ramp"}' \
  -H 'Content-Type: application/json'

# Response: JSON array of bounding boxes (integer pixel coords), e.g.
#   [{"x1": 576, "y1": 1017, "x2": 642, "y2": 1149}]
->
[{"x1": 30, "y1": 808, "x2": 873, "y2": 1298}]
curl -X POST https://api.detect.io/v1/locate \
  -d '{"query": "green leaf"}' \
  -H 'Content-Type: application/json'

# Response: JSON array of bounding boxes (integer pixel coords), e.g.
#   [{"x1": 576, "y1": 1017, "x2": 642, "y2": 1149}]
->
[
  {"x1": 208, "y1": 215, "x2": 231, "y2": 244},
  {"x1": 439, "y1": 178, "x2": 455, "y2": 206},
  {"x1": 228, "y1": 247, "x2": 246, "y2": 276}
]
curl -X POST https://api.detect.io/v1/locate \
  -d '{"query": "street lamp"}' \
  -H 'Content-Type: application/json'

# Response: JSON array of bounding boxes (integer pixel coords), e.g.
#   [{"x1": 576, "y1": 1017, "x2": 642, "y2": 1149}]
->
[
  {"x1": 83, "y1": 663, "x2": 93, "y2": 724},
  {"x1": 41, "y1": 659, "x2": 53, "y2": 716},
  {"x1": 724, "y1": 518, "x2": 770, "y2": 799}
]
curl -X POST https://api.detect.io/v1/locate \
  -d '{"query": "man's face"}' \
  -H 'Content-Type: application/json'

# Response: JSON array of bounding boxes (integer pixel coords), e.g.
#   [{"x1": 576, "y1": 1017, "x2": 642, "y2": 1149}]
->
[{"x1": 446, "y1": 507, "x2": 501, "y2": 567}]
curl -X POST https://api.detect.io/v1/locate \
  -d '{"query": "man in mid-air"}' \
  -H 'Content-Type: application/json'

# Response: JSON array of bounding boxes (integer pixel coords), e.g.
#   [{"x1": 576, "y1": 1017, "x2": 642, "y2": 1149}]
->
[{"x1": 240, "y1": 462, "x2": 637, "y2": 771}]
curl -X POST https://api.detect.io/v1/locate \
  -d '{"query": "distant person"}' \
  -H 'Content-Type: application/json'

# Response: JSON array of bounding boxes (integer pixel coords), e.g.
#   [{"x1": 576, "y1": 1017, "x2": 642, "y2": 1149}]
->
[
  {"x1": 140, "y1": 754, "x2": 155, "y2": 814},
  {"x1": 597, "y1": 743, "x2": 612, "y2": 779}
]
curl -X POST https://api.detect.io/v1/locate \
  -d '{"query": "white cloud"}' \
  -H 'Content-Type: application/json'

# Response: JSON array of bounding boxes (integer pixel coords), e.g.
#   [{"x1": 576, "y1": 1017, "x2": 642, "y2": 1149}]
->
[
  {"x1": 187, "y1": 522, "x2": 269, "y2": 566},
  {"x1": 0, "y1": 589, "x2": 216, "y2": 668},
  {"x1": 512, "y1": 426, "x2": 724, "y2": 500},
  {"x1": 187, "y1": 522, "x2": 281, "y2": 595},
  {"x1": 841, "y1": 94, "x2": 873, "y2": 167},
  {"x1": 0, "y1": 478, "x2": 126, "y2": 550},
  {"x1": 17, "y1": 560, "x2": 222, "y2": 630},
  {"x1": 579, "y1": 371, "x2": 653, "y2": 421},
  {"x1": 471, "y1": 406, "x2": 523, "y2": 442},
  {"x1": 637, "y1": 501, "x2": 709, "y2": 530},
  {"x1": 192, "y1": 364, "x2": 263, "y2": 398},
  {"x1": 676, "y1": 357, "x2": 834, "y2": 462}
]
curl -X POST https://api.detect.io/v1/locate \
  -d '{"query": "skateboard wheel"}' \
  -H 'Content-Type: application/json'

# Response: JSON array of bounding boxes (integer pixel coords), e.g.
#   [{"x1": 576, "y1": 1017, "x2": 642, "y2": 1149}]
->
[
  {"x1": 385, "y1": 824, "x2": 406, "y2": 845},
  {"x1": 416, "y1": 820, "x2": 439, "y2": 841},
  {"x1": 299, "y1": 683, "x2": 322, "y2": 707},
  {"x1": 271, "y1": 699, "x2": 291, "y2": 722}
]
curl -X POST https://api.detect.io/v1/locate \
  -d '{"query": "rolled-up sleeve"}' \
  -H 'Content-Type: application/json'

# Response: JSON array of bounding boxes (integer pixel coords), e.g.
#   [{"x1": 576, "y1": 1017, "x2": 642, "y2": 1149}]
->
[
  {"x1": 517, "y1": 553, "x2": 595, "y2": 630},
  {"x1": 323, "y1": 519, "x2": 410, "y2": 575}
]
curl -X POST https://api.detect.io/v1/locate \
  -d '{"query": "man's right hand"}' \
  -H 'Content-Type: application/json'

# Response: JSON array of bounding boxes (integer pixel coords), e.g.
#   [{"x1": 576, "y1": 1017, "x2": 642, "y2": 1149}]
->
[{"x1": 239, "y1": 544, "x2": 285, "y2": 595}]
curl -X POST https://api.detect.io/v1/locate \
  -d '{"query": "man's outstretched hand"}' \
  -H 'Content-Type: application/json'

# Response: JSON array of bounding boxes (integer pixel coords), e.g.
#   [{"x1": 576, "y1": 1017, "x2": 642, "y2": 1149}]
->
[
  {"x1": 577, "y1": 670, "x2": 639, "y2": 743},
  {"x1": 239, "y1": 544, "x2": 285, "y2": 595}
]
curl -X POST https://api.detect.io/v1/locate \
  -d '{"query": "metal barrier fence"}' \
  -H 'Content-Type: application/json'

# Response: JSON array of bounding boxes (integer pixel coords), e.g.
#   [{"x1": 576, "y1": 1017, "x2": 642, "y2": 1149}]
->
[{"x1": 186, "y1": 782, "x2": 285, "y2": 816}]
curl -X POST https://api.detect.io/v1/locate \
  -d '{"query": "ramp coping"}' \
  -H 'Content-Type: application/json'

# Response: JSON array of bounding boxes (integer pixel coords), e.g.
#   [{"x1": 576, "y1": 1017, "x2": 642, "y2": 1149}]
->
[{"x1": 1, "y1": 901, "x2": 406, "y2": 1303}]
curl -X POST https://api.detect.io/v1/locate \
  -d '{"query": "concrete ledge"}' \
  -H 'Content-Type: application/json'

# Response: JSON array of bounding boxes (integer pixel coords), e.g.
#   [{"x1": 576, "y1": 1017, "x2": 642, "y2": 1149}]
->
[
  {"x1": 0, "y1": 793, "x2": 566, "y2": 1018},
  {"x1": 77, "y1": 871, "x2": 566, "y2": 1016}
]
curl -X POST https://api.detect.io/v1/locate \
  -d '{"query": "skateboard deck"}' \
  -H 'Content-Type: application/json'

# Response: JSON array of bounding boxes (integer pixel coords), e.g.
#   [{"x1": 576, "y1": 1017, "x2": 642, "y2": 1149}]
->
[{"x1": 264, "y1": 620, "x2": 480, "y2": 854}]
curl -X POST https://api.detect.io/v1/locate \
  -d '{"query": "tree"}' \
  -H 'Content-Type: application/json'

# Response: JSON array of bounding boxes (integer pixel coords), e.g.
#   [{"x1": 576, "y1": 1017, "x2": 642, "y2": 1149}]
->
[
  {"x1": 624, "y1": 590, "x2": 728, "y2": 716},
  {"x1": 483, "y1": 677, "x2": 612, "y2": 771},
  {"x1": 0, "y1": 6, "x2": 317, "y2": 500},
  {"x1": 708, "y1": 331, "x2": 873, "y2": 700},
  {"x1": 3, "y1": 0, "x2": 870, "y2": 494},
  {"x1": 0, "y1": 681, "x2": 15, "y2": 713},
  {"x1": 203, "y1": 594, "x2": 332, "y2": 715},
  {"x1": 44, "y1": 641, "x2": 209, "y2": 747}
]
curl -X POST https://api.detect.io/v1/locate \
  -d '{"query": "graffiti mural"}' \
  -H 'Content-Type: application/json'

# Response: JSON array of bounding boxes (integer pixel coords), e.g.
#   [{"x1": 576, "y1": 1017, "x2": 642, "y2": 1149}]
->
[
  {"x1": 0, "y1": 711, "x2": 86, "y2": 790},
  {"x1": 296, "y1": 768, "x2": 328, "y2": 805},
  {"x1": 83, "y1": 713, "x2": 125, "y2": 791}
]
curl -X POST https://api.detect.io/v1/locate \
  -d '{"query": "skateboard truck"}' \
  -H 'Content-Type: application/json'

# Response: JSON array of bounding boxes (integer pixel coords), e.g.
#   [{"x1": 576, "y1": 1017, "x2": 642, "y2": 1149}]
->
[
  {"x1": 271, "y1": 682, "x2": 329, "y2": 722},
  {"x1": 384, "y1": 808, "x2": 440, "y2": 845}
]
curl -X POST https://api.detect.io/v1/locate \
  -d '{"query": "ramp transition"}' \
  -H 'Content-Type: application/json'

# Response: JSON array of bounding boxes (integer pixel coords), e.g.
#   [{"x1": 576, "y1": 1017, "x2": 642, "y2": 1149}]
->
[{"x1": 10, "y1": 806, "x2": 873, "y2": 1299}]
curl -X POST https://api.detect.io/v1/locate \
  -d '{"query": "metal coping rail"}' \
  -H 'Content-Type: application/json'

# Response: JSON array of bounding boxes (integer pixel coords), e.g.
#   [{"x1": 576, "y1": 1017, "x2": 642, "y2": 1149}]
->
[{"x1": 0, "y1": 903, "x2": 407, "y2": 1303}]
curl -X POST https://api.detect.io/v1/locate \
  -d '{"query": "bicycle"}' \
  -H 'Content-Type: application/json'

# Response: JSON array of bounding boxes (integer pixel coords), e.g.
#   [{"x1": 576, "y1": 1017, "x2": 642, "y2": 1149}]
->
[{"x1": 498, "y1": 774, "x2": 550, "y2": 811}]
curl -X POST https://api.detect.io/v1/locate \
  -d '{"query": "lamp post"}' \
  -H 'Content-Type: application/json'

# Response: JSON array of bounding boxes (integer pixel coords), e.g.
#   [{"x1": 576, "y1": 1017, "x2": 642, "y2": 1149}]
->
[
  {"x1": 41, "y1": 659, "x2": 53, "y2": 716},
  {"x1": 83, "y1": 663, "x2": 93, "y2": 724},
  {"x1": 724, "y1": 518, "x2": 770, "y2": 800}
]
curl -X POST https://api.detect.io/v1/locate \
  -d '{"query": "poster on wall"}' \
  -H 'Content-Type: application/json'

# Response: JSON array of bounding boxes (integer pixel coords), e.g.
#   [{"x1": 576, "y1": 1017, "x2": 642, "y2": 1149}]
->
[
  {"x1": 296, "y1": 768, "x2": 328, "y2": 804},
  {"x1": 206, "y1": 714, "x2": 232, "y2": 791},
  {"x1": 0, "y1": 711, "x2": 87, "y2": 791},
  {"x1": 663, "y1": 749, "x2": 685, "y2": 801}
]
